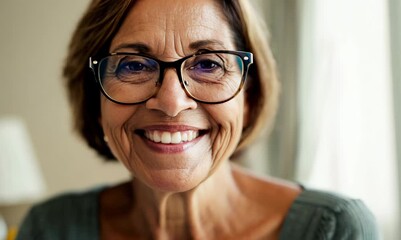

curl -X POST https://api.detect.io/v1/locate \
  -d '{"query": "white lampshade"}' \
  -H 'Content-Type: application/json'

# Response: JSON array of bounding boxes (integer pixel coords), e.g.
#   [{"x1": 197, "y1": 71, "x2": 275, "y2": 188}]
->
[{"x1": 0, "y1": 116, "x2": 45, "y2": 205}]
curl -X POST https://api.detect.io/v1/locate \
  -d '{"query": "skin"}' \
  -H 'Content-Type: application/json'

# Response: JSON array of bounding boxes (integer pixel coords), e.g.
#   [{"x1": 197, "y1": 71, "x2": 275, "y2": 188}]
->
[{"x1": 99, "y1": 0, "x2": 301, "y2": 239}]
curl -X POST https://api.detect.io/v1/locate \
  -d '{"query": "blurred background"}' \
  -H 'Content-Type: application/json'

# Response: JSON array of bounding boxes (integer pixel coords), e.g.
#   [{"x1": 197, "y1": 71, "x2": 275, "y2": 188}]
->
[{"x1": 0, "y1": 0, "x2": 399, "y2": 239}]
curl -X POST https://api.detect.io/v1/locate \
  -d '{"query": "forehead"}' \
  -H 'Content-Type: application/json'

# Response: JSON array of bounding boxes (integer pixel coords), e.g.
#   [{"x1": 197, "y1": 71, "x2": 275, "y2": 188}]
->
[{"x1": 110, "y1": 0, "x2": 235, "y2": 55}]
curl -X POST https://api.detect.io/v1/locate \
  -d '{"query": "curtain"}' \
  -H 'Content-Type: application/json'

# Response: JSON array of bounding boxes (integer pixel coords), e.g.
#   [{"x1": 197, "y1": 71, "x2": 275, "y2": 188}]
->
[
  {"x1": 389, "y1": 0, "x2": 401, "y2": 231},
  {"x1": 243, "y1": 0, "x2": 300, "y2": 180},
  {"x1": 295, "y1": 0, "x2": 400, "y2": 239},
  {"x1": 264, "y1": 1, "x2": 300, "y2": 181},
  {"x1": 246, "y1": 1, "x2": 400, "y2": 238}
]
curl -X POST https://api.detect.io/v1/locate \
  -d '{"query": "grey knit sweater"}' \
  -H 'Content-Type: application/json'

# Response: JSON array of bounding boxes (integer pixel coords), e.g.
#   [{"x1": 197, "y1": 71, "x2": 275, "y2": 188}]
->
[{"x1": 16, "y1": 187, "x2": 379, "y2": 240}]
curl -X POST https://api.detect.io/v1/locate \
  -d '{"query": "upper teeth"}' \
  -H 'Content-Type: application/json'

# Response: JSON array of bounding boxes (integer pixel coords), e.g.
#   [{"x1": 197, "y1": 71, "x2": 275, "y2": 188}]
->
[{"x1": 145, "y1": 130, "x2": 199, "y2": 144}]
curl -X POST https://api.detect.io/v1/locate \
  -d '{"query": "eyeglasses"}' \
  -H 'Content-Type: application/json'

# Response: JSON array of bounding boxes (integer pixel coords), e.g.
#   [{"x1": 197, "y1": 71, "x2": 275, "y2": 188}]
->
[{"x1": 89, "y1": 50, "x2": 253, "y2": 104}]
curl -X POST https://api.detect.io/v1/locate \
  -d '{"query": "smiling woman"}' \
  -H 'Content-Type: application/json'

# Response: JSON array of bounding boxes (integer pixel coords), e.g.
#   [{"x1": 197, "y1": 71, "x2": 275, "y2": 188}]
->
[{"x1": 16, "y1": 0, "x2": 379, "y2": 239}]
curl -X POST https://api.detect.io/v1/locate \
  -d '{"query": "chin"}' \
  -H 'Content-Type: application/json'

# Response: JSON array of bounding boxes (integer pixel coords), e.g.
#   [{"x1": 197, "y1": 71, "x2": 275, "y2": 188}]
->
[{"x1": 145, "y1": 168, "x2": 208, "y2": 193}]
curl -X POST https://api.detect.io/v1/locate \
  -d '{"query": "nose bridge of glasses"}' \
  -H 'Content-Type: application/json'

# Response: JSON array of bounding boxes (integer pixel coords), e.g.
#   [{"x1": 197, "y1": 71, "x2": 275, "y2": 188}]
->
[
  {"x1": 153, "y1": 66, "x2": 193, "y2": 108},
  {"x1": 156, "y1": 59, "x2": 185, "y2": 86}
]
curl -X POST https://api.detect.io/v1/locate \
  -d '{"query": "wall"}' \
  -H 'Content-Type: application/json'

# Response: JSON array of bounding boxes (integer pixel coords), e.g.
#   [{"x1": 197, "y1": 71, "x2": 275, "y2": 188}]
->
[{"x1": 0, "y1": 0, "x2": 129, "y2": 225}]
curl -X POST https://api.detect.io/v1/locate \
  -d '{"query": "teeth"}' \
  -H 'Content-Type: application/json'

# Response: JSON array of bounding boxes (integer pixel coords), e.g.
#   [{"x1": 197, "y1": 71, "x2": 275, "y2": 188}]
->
[
  {"x1": 181, "y1": 132, "x2": 188, "y2": 141},
  {"x1": 161, "y1": 132, "x2": 171, "y2": 144},
  {"x1": 145, "y1": 130, "x2": 199, "y2": 144},
  {"x1": 171, "y1": 132, "x2": 181, "y2": 144},
  {"x1": 154, "y1": 132, "x2": 161, "y2": 142}
]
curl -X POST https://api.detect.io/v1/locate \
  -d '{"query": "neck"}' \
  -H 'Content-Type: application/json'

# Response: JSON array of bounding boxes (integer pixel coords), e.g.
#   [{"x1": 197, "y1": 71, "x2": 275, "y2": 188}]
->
[{"x1": 131, "y1": 161, "x2": 242, "y2": 239}]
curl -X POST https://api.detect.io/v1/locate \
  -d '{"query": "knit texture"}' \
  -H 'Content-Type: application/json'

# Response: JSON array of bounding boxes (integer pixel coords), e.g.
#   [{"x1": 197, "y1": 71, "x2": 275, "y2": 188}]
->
[{"x1": 17, "y1": 187, "x2": 379, "y2": 240}]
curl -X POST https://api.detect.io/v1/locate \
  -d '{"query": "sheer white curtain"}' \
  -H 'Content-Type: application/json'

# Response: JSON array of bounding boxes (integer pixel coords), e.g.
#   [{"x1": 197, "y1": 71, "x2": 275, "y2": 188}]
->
[{"x1": 295, "y1": 0, "x2": 399, "y2": 239}]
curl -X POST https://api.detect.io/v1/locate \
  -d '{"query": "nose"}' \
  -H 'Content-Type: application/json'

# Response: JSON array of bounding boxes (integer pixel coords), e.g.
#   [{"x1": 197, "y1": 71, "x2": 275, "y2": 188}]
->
[{"x1": 145, "y1": 69, "x2": 197, "y2": 117}]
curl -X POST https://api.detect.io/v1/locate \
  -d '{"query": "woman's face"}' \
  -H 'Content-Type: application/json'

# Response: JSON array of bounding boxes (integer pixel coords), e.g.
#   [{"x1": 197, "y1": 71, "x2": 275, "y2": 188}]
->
[{"x1": 101, "y1": 0, "x2": 248, "y2": 192}]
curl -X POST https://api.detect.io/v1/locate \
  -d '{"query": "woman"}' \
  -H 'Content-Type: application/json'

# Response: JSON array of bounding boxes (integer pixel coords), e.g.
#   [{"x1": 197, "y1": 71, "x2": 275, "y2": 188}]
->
[{"x1": 17, "y1": 0, "x2": 379, "y2": 239}]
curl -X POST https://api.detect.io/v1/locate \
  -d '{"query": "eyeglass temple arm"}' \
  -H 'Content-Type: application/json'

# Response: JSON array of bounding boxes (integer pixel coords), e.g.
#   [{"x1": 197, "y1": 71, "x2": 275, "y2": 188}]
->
[{"x1": 89, "y1": 57, "x2": 97, "y2": 70}]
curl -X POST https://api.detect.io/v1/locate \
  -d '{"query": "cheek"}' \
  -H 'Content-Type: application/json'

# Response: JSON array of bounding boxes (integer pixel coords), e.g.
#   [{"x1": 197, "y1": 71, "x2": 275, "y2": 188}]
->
[
  {"x1": 206, "y1": 95, "x2": 245, "y2": 162},
  {"x1": 100, "y1": 98, "x2": 137, "y2": 163}
]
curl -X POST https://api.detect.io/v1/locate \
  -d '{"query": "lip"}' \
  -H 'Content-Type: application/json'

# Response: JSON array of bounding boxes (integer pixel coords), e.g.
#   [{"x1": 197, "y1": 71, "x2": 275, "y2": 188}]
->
[
  {"x1": 138, "y1": 125, "x2": 202, "y2": 132},
  {"x1": 135, "y1": 125, "x2": 208, "y2": 154}
]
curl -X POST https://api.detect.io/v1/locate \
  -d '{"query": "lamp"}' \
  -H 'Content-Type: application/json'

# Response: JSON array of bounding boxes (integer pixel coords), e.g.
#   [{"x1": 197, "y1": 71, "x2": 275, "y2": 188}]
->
[{"x1": 0, "y1": 116, "x2": 46, "y2": 239}]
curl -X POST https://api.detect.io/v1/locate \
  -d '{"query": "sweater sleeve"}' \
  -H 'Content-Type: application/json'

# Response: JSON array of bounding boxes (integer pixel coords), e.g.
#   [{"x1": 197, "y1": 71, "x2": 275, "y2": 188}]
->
[
  {"x1": 331, "y1": 198, "x2": 379, "y2": 239},
  {"x1": 16, "y1": 206, "x2": 43, "y2": 240},
  {"x1": 16, "y1": 189, "x2": 101, "y2": 240},
  {"x1": 279, "y1": 189, "x2": 380, "y2": 240}
]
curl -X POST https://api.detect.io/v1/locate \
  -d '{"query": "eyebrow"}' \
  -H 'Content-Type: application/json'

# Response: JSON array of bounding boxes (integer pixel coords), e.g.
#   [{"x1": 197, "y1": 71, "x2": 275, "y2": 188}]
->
[
  {"x1": 189, "y1": 40, "x2": 227, "y2": 50},
  {"x1": 111, "y1": 39, "x2": 227, "y2": 54},
  {"x1": 111, "y1": 43, "x2": 151, "y2": 53}
]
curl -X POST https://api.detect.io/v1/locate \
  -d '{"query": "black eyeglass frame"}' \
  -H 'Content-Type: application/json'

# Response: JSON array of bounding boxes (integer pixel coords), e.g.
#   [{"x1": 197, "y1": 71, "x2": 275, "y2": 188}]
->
[{"x1": 89, "y1": 50, "x2": 253, "y2": 105}]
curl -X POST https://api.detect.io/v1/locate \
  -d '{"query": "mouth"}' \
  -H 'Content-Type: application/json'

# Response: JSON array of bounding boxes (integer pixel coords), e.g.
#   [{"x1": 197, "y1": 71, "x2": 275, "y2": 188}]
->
[{"x1": 136, "y1": 129, "x2": 208, "y2": 145}]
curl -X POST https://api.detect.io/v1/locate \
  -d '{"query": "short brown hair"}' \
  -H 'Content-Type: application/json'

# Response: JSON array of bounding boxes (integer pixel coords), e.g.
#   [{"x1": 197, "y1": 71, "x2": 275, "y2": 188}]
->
[{"x1": 63, "y1": 0, "x2": 279, "y2": 160}]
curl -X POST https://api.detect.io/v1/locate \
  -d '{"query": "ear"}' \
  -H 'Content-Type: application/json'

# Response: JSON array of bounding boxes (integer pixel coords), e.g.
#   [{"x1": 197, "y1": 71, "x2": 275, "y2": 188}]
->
[{"x1": 98, "y1": 116, "x2": 109, "y2": 144}]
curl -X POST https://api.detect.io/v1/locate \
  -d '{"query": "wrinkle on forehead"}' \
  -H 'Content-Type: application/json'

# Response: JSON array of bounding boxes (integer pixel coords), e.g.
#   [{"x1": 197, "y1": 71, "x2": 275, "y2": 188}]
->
[{"x1": 110, "y1": 0, "x2": 233, "y2": 60}]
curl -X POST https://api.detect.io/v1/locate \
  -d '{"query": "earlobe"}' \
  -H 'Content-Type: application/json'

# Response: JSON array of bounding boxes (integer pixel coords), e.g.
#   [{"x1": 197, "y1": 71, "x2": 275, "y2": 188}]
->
[{"x1": 98, "y1": 117, "x2": 109, "y2": 144}]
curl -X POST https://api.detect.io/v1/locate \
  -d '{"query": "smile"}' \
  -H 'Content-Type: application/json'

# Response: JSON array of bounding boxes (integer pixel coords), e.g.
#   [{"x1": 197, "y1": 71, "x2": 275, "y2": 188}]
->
[{"x1": 144, "y1": 130, "x2": 200, "y2": 144}]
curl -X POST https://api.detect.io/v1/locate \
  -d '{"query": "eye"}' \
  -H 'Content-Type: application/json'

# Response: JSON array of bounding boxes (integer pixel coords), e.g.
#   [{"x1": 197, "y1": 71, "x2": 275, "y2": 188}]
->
[
  {"x1": 117, "y1": 60, "x2": 156, "y2": 74},
  {"x1": 125, "y1": 61, "x2": 145, "y2": 71},
  {"x1": 102, "y1": 55, "x2": 159, "y2": 83},
  {"x1": 193, "y1": 60, "x2": 220, "y2": 70},
  {"x1": 188, "y1": 58, "x2": 224, "y2": 74}
]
